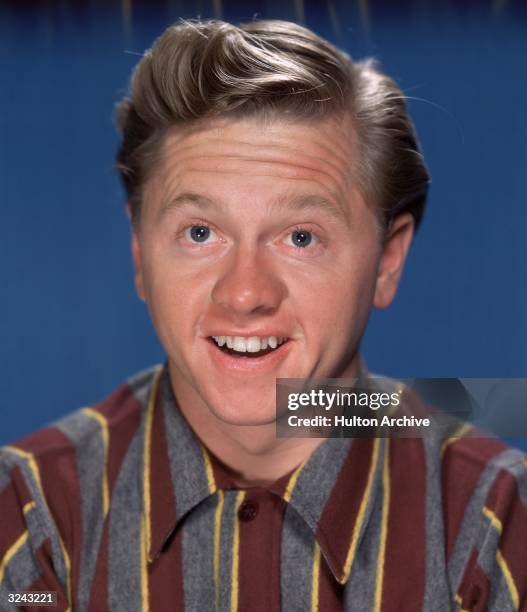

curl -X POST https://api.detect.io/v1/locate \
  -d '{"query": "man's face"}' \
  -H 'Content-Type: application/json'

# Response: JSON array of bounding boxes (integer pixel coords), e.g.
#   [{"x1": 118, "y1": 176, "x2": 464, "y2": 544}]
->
[{"x1": 132, "y1": 116, "x2": 413, "y2": 425}]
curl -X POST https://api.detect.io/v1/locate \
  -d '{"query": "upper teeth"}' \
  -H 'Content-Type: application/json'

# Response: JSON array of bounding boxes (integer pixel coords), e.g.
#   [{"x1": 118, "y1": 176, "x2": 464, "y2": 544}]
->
[{"x1": 211, "y1": 336, "x2": 287, "y2": 352}]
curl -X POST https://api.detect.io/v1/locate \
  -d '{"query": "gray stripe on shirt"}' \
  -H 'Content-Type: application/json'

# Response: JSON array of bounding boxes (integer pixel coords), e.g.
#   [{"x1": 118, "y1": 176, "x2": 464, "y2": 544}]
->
[
  {"x1": 343, "y1": 457, "x2": 384, "y2": 612},
  {"x1": 281, "y1": 504, "x2": 317, "y2": 611},
  {"x1": 0, "y1": 538, "x2": 42, "y2": 609},
  {"x1": 0, "y1": 450, "x2": 69, "y2": 596},
  {"x1": 162, "y1": 383, "x2": 212, "y2": 521},
  {"x1": 287, "y1": 438, "x2": 352, "y2": 531},
  {"x1": 422, "y1": 435, "x2": 452, "y2": 611},
  {"x1": 107, "y1": 423, "x2": 145, "y2": 612},
  {"x1": 447, "y1": 448, "x2": 523, "y2": 593},
  {"x1": 55, "y1": 411, "x2": 107, "y2": 612},
  {"x1": 181, "y1": 493, "x2": 222, "y2": 612},
  {"x1": 217, "y1": 491, "x2": 238, "y2": 612}
]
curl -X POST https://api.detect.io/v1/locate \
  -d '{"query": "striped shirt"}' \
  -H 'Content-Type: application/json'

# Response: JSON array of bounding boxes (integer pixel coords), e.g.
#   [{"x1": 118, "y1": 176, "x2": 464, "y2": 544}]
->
[{"x1": 1, "y1": 364, "x2": 526, "y2": 611}]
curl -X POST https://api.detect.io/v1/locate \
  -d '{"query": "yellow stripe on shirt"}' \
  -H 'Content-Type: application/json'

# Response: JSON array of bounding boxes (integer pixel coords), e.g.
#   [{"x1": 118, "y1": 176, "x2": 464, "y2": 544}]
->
[
  {"x1": 82, "y1": 407, "x2": 110, "y2": 518},
  {"x1": 440, "y1": 423, "x2": 472, "y2": 458},
  {"x1": 340, "y1": 437, "x2": 381, "y2": 584},
  {"x1": 310, "y1": 540, "x2": 321, "y2": 612},
  {"x1": 0, "y1": 530, "x2": 29, "y2": 585},
  {"x1": 140, "y1": 513, "x2": 149, "y2": 612},
  {"x1": 200, "y1": 443, "x2": 217, "y2": 495},
  {"x1": 482, "y1": 507, "x2": 519, "y2": 609},
  {"x1": 482, "y1": 505, "x2": 503, "y2": 534},
  {"x1": 454, "y1": 592, "x2": 469, "y2": 611},
  {"x1": 230, "y1": 491, "x2": 246, "y2": 612},
  {"x1": 142, "y1": 368, "x2": 162, "y2": 563},
  {"x1": 140, "y1": 368, "x2": 163, "y2": 611},
  {"x1": 214, "y1": 490, "x2": 225, "y2": 611},
  {"x1": 4, "y1": 446, "x2": 72, "y2": 611},
  {"x1": 374, "y1": 439, "x2": 390, "y2": 612},
  {"x1": 283, "y1": 457, "x2": 309, "y2": 503},
  {"x1": 496, "y1": 549, "x2": 519, "y2": 610}
]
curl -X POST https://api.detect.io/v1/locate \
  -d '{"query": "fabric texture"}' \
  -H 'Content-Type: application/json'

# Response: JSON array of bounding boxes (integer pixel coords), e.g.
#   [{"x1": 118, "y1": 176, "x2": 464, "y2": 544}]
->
[{"x1": 1, "y1": 364, "x2": 526, "y2": 611}]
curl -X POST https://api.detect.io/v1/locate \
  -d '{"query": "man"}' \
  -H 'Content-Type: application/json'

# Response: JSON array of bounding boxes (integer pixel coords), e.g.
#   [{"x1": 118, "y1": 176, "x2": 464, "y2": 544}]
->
[{"x1": 1, "y1": 19, "x2": 525, "y2": 611}]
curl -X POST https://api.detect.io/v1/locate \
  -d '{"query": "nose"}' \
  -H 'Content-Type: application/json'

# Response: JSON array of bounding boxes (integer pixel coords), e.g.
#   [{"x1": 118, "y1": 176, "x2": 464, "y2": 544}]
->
[{"x1": 211, "y1": 247, "x2": 287, "y2": 318}]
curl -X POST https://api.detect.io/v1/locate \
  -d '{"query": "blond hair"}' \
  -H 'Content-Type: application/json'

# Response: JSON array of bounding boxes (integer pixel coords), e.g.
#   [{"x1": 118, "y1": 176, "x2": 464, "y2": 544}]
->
[{"x1": 116, "y1": 19, "x2": 429, "y2": 229}]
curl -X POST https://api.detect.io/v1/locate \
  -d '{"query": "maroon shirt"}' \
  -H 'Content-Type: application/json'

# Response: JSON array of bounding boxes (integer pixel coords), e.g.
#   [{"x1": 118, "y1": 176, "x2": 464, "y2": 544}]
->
[{"x1": 1, "y1": 364, "x2": 526, "y2": 611}]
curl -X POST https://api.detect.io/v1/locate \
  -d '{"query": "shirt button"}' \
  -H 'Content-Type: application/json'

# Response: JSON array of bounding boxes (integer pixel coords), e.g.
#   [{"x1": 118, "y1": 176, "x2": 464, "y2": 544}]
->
[{"x1": 238, "y1": 500, "x2": 259, "y2": 522}]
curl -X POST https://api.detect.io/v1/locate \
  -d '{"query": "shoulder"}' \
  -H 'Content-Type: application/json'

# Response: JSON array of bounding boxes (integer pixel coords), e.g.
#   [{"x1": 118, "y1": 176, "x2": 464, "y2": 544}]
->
[
  {"x1": 435, "y1": 411, "x2": 526, "y2": 549},
  {"x1": 383, "y1": 377, "x2": 527, "y2": 608},
  {"x1": 391, "y1": 378, "x2": 526, "y2": 534},
  {"x1": 397, "y1": 380, "x2": 527, "y2": 610},
  {"x1": 0, "y1": 364, "x2": 162, "y2": 596},
  {"x1": 1, "y1": 364, "x2": 162, "y2": 526},
  {"x1": 0, "y1": 367, "x2": 159, "y2": 546},
  {"x1": 1, "y1": 364, "x2": 160, "y2": 478},
  {"x1": 443, "y1": 432, "x2": 527, "y2": 609}
]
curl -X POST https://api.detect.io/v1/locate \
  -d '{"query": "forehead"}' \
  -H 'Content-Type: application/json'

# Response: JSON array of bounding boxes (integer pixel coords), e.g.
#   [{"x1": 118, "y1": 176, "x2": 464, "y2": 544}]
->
[
  {"x1": 152, "y1": 115, "x2": 357, "y2": 202},
  {"x1": 162, "y1": 114, "x2": 355, "y2": 159}
]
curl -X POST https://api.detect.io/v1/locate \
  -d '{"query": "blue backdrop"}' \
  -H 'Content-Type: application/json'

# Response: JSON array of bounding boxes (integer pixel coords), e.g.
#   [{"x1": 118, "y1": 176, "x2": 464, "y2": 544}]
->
[{"x1": 1, "y1": 0, "x2": 526, "y2": 449}]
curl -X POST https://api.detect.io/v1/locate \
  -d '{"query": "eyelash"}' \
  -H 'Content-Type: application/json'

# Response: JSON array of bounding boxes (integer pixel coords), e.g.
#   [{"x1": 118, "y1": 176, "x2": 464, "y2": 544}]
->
[
  {"x1": 285, "y1": 225, "x2": 321, "y2": 249},
  {"x1": 179, "y1": 221, "x2": 217, "y2": 243},
  {"x1": 178, "y1": 222, "x2": 323, "y2": 254}
]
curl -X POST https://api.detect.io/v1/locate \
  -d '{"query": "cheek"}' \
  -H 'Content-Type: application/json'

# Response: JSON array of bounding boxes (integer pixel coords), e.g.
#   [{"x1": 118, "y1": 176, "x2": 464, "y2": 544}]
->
[
  {"x1": 291, "y1": 256, "x2": 377, "y2": 320},
  {"x1": 141, "y1": 250, "x2": 207, "y2": 337},
  {"x1": 289, "y1": 254, "x2": 379, "y2": 339}
]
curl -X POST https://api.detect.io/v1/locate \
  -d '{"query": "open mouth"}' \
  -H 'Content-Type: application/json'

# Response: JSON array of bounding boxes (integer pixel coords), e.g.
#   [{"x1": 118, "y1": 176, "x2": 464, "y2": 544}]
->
[{"x1": 208, "y1": 335, "x2": 289, "y2": 358}]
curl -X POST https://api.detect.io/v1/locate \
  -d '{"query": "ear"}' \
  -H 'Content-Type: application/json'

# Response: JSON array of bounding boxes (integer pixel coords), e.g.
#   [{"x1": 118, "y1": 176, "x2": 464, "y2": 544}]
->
[
  {"x1": 373, "y1": 212, "x2": 415, "y2": 309},
  {"x1": 128, "y1": 205, "x2": 146, "y2": 302}
]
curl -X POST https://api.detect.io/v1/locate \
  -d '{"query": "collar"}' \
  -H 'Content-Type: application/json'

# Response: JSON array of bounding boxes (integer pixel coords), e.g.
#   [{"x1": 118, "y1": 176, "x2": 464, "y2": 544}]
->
[{"x1": 142, "y1": 365, "x2": 387, "y2": 584}]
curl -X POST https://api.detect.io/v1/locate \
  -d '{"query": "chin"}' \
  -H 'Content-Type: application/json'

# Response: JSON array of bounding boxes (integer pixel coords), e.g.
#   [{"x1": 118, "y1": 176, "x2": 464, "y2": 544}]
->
[{"x1": 206, "y1": 392, "x2": 278, "y2": 426}]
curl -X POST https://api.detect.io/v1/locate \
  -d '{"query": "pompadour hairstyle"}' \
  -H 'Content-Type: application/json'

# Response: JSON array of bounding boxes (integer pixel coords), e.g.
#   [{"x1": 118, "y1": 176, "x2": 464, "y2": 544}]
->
[{"x1": 116, "y1": 19, "x2": 430, "y2": 230}]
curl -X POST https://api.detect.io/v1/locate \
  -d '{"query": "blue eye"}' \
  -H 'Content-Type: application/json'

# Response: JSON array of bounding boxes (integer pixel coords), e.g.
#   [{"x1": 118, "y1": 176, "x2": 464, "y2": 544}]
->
[
  {"x1": 290, "y1": 230, "x2": 313, "y2": 248},
  {"x1": 187, "y1": 225, "x2": 212, "y2": 243}
]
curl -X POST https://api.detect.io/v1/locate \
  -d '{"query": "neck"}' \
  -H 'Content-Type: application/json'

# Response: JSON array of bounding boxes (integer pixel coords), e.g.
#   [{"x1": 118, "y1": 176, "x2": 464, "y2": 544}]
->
[
  {"x1": 167, "y1": 356, "x2": 362, "y2": 487},
  {"x1": 168, "y1": 369, "x2": 327, "y2": 488},
  {"x1": 190, "y1": 417, "x2": 324, "y2": 487}
]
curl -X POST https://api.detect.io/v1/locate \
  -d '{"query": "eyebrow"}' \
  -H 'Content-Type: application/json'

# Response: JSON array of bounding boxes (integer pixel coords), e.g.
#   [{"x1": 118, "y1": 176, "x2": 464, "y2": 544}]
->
[
  {"x1": 160, "y1": 191, "x2": 351, "y2": 226},
  {"x1": 160, "y1": 192, "x2": 215, "y2": 217},
  {"x1": 278, "y1": 193, "x2": 351, "y2": 227}
]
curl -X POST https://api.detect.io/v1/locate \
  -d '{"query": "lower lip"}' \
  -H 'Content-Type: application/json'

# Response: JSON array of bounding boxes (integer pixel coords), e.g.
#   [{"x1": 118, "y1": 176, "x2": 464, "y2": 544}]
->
[{"x1": 204, "y1": 338, "x2": 293, "y2": 373}]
